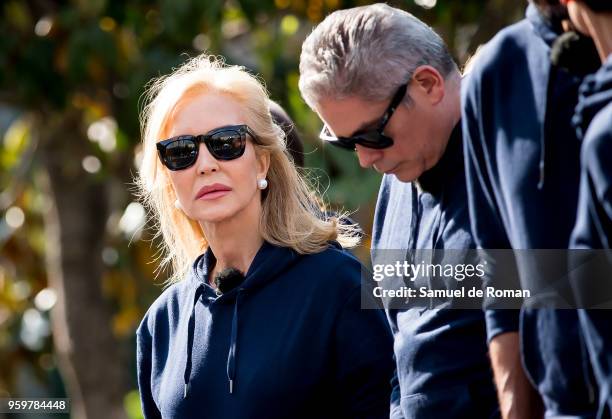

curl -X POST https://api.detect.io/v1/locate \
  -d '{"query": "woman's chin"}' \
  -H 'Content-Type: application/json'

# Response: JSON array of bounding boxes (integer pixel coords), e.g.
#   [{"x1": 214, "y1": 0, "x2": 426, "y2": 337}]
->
[{"x1": 194, "y1": 210, "x2": 236, "y2": 225}]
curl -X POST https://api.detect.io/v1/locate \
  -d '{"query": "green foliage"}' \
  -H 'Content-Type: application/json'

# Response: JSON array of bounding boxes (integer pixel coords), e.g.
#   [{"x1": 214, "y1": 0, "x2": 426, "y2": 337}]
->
[{"x1": 124, "y1": 389, "x2": 145, "y2": 419}]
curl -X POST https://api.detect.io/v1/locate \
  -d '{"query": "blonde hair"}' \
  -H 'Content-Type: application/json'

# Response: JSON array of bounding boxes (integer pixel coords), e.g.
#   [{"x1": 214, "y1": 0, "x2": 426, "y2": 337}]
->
[{"x1": 136, "y1": 55, "x2": 359, "y2": 285}]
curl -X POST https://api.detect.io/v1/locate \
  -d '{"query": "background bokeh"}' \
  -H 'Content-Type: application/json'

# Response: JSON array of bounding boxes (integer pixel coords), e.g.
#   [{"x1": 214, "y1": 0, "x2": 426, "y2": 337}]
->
[{"x1": 0, "y1": 1, "x2": 527, "y2": 418}]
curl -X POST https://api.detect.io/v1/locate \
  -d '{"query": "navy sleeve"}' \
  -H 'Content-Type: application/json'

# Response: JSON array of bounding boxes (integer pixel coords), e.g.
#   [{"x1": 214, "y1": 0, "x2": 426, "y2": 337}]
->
[
  {"x1": 461, "y1": 70, "x2": 520, "y2": 342},
  {"x1": 332, "y1": 263, "x2": 395, "y2": 418},
  {"x1": 389, "y1": 361, "x2": 404, "y2": 419},
  {"x1": 136, "y1": 319, "x2": 162, "y2": 419}
]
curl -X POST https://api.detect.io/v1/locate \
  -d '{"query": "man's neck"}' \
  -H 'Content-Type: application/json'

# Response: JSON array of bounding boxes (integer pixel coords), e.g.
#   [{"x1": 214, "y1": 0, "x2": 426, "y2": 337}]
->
[
  {"x1": 590, "y1": 14, "x2": 612, "y2": 61},
  {"x1": 441, "y1": 77, "x2": 462, "y2": 140}
]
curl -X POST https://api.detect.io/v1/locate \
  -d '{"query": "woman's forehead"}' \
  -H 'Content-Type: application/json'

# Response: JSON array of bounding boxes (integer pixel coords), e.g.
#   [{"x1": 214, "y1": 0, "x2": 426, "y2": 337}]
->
[{"x1": 168, "y1": 93, "x2": 246, "y2": 137}]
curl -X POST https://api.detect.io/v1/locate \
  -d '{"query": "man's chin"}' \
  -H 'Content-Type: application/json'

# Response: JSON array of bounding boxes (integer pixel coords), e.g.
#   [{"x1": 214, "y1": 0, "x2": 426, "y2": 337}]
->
[
  {"x1": 392, "y1": 172, "x2": 416, "y2": 183},
  {"x1": 374, "y1": 162, "x2": 422, "y2": 183},
  {"x1": 390, "y1": 167, "x2": 421, "y2": 183}
]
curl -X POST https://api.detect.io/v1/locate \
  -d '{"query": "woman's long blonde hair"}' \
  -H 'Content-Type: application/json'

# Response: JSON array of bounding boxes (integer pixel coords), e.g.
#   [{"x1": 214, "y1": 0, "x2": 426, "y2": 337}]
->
[{"x1": 136, "y1": 55, "x2": 359, "y2": 285}]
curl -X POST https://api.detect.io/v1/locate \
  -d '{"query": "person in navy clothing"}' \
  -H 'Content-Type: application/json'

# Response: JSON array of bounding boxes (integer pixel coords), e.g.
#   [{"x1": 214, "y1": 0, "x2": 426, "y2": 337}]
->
[
  {"x1": 299, "y1": 4, "x2": 498, "y2": 418},
  {"x1": 564, "y1": 0, "x2": 612, "y2": 416},
  {"x1": 135, "y1": 54, "x2": 394, "y2": 419},
  {"x1": 462, "y1": 0, "x2": 602, "y2": 417}
]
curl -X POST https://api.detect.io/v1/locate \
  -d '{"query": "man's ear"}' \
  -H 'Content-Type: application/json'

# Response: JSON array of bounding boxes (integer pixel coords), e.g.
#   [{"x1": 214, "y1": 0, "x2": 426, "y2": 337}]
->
[{"x1": 411, "y1": 65, "x2": 445, "y2": 105}]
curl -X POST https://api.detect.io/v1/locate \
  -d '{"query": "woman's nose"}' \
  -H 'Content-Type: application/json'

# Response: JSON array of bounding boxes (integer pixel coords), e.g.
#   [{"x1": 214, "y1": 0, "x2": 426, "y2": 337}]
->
[{"x1": 195, "y1": 143, "x2": 220, "y2": 174}]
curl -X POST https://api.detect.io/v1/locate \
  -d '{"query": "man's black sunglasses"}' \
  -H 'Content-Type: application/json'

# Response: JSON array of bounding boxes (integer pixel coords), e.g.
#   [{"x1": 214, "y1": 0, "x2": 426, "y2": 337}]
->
[
  {"x1": 156, "y1": 124, "x2": 257, "y2": 171},
  {"x1": 319, "y1": 82, "x2": 408, "y2": 150}
]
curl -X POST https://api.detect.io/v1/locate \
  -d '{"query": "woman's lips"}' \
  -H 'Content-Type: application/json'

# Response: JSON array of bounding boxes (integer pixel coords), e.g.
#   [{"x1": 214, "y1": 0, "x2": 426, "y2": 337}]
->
[
  {"x1": 198, "y1": 189, "x2": 230, "y2": 200},
  {"x1": 195, "y1": 183, "x2": 232, "y2": 200}
]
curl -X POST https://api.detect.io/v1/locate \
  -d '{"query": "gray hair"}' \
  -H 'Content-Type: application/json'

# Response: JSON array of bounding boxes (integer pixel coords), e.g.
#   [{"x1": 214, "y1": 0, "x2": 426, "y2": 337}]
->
[{"x1": 299, "y1": 3, "x2": 458, "y2": 107}]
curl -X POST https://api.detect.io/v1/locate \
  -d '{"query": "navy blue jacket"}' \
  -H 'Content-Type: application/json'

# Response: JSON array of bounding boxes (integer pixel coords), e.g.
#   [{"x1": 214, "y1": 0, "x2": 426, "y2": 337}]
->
[
  {"x1": 371, "y1": 125, "x2": 498, "y2": 418},
  {"x1": 462, "y1": 4, "x2": 597, "y2": 416},
  {"x1": 572, "y1": 55, "x2": 612, "y2": 251},
  {"x1": 570, "y1": 54, "x2": 612, "y2": 419},
  {"x1": 136, "y1": 241, "x2": 395, "y2": 419}
]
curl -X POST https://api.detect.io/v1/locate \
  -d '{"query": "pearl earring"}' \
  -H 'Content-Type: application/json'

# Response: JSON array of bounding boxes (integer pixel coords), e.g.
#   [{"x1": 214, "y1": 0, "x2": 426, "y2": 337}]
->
[
  {"x1": 257, "y1": 179, "x2": 268, "y2": 190},
  {"x1": 174, "y1": 199, "x2": 183, "y2": 211}
]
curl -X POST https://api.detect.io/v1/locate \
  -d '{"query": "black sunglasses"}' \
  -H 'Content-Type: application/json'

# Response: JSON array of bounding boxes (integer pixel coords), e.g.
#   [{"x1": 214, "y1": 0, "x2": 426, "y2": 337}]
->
[
  {"x1": 156, "y1": 124, "x2": 257, "y2": 171},
  {"x1": 319, "y1": 82, "x2": 409, "y2": 151}
]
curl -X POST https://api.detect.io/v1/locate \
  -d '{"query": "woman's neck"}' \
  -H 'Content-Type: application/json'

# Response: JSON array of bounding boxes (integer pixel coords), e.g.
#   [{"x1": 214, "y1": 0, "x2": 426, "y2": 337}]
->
[{"x1": 201, "y1": 200, "x2": 264, "y2": 284}]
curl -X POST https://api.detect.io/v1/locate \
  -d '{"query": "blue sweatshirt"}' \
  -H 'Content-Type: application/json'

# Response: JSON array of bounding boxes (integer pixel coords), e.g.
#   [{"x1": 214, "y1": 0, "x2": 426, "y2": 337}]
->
[
  {"x1": 462, "y1": 4, "x2": 597, "y2": 415},
  {"x1": 572, "y1": 55, "x2": 612, "y2": 251},
  {"x1": 570, "y1": 55, "x2": 612, "y2": 418},
  {"x1": 136, "y1": 241, "x2": 395, "y2": 419},
  {"x1": 371, "y1": 125, "x2": 498, "y2": 418}
]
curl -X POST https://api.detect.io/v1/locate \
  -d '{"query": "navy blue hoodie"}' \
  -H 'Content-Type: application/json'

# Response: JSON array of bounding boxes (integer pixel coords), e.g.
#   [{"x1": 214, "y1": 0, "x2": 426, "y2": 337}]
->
[
  {"x1": 136, "y1": 241, "x2": 395, "y2": 419},
  {"x1": 571, "y1": 55, "x2": 612, "y2": 418},
  {"x1": 462, "y1": 4, "x2": 597, "y2": 416},
  {"x1": 371, "y1": 125, "x2": 498, "y2": 418},
  {"x1": 572, "y1": 55, "x2": 612, "y2": 251}
]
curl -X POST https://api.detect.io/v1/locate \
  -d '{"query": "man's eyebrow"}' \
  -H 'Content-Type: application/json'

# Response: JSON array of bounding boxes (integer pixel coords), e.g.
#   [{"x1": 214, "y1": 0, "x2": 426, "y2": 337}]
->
[{"x1": 353, "y1": 117, "x2": 380, "y2": 134}]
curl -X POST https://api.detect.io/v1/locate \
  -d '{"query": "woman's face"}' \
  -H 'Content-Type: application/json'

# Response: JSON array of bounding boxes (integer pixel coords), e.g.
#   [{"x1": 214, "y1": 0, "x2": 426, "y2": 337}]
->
[{"x1": 164, "y1": 93, "x2": 269, "y2": 224}]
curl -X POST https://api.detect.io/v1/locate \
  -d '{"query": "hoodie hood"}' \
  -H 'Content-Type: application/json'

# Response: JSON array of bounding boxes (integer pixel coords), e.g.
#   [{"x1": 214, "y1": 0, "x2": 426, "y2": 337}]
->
[
  {"x1": 573, "y1": 55, "x2": 612, "y2": 141},
  {"x1": 182, "y1": 240, "x2": 331, "y2": 398},
  {"x1": 190, "y1": 240, "x2": 301, "y2": 299}
]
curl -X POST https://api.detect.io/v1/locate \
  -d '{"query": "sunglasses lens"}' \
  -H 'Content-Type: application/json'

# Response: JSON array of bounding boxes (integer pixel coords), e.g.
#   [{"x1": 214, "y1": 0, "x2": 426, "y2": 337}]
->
[
  {"x1": 164, "y1": 137, "x2": 198, "y2": 169},
  {"x1": 159, "y1": 126, "x2": 251, "y2": 169},
  {"x1": 328, "y1": 138, "x2": 357, "y2": 150},
  {"x1": 355, "y1": 132, "x2": 393, "y2": 149},
  {"x1": 208, "y1": 130, "x2": 245, "y2": 160},
  {"x1": 321, "y1": 125, "x2": 392, "y2": 151}
]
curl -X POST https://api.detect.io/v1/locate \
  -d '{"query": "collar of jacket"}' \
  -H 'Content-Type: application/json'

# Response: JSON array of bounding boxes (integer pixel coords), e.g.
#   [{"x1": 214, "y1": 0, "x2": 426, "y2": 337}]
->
[{"x1": 415, "y1": 122, "x2": 463, "y2": 195}]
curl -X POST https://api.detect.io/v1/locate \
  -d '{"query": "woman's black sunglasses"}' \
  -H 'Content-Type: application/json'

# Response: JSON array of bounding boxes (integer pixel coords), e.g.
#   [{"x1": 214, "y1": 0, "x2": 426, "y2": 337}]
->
[
  {"x1": 156, "y1": 124, "x2": 257, "y2": 171},
  {"x1": 319, "y1": 82, "x2": 408, "y2": 151}
]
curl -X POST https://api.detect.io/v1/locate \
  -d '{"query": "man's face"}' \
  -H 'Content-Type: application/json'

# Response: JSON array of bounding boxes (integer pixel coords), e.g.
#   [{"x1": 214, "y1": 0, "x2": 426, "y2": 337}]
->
[
  {"x1": 314, "y1": 83, "x2": 448, "y2": 183},
  {"x1": 531, "y1": 0, "x2": 569, "y2": 21},
  {"x1": 565, "y1": 1, "x2": 591, "y2": 36}
]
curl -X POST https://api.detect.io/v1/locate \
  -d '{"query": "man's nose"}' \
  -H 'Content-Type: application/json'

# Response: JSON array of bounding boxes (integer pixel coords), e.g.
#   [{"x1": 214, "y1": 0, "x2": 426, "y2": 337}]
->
[{"x1": 355, "y1": 145, "x2": 383, "y2": 169}]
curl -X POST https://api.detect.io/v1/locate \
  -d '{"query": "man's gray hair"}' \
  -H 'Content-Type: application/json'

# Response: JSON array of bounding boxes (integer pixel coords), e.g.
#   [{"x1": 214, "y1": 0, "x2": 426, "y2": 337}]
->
[{"x1": 299, "y1": 3, "x2": 458, "y2": 107}]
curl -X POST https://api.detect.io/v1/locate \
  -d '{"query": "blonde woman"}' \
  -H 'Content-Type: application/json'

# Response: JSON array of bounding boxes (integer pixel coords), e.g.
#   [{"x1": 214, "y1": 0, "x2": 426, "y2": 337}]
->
[{"x1": 135, "y1": 55, "x2": 394, "y2": 419}]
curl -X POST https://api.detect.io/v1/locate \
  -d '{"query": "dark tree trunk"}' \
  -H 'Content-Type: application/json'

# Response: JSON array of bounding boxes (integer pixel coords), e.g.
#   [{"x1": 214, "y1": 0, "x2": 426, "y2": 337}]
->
[{"x1": 39, "y1": 110, "x2": 129, "y2": 419}]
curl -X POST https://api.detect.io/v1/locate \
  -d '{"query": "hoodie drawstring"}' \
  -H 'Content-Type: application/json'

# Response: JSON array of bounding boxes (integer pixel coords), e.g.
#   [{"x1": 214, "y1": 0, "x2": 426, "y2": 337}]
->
[
  {"x1": 183, "y1": 285, "x2": 243, "y2": 398},
  {"x1": 184, "y1": 284, "x2": 205, "y2": 399},
  {"x1": 227, "y1": 290, "x2": 241, "y2": 394},
  {"x1": 538, "y1": 64, "x2": 558, "y2": 190}
]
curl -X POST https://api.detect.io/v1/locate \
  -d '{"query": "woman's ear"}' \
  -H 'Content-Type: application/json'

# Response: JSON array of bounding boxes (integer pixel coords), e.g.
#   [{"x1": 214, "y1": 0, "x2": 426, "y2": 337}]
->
[
  {"x1": 411, "y1": 65, "x2": 446, "y2": 105},
  {"x1": 256, "y1": 150, "x2": 271, "y2": 181}
]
